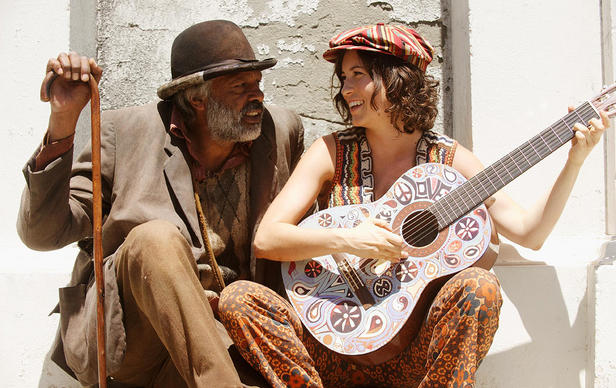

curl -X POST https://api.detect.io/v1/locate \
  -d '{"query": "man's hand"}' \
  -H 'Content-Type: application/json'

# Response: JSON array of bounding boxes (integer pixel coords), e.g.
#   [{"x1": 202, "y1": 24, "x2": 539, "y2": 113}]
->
[{"x1": 41, "y1": 52, "x2": 103, "y2": 141}]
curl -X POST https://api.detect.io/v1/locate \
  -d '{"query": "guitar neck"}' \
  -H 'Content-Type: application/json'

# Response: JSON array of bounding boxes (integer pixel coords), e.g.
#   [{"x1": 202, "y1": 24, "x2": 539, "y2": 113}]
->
[{"x1": 430, "y1": 100, "x2": 600, "y2": 229}]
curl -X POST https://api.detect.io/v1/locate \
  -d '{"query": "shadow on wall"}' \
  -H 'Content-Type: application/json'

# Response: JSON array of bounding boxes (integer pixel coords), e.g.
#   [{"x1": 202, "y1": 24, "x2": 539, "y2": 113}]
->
[{"x1": 477, "y1": 243, "x2": 587, "y2": 388}]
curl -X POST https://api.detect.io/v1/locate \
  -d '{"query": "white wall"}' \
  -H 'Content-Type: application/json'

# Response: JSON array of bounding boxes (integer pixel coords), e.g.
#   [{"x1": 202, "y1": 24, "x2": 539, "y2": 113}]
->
[
  {"x1": 453, "y1": 1, "x2": 614, "y2": 387},
  {"x1": 0, "y1": 1, "x2": 80, "y2": 387}
]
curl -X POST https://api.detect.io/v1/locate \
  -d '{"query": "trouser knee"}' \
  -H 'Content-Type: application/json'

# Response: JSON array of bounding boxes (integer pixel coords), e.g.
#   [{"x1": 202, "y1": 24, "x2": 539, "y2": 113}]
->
[
  {"x1": 219, "y1": 280, "x2": 253, "y2": 317},
  {"x1": 117, "y1": 219, "x2": 195, "y2": 278},
  {"x1": 456, "y1": 267, "x2": 503, "y2": 323}
]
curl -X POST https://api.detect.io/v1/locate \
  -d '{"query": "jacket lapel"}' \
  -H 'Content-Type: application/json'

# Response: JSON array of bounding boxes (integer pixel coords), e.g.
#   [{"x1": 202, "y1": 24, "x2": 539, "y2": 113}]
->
[
  {"x1": 249, "y1": 109, "x2": 279, "y2": 278},
  {"x1": 249, "y1": 108, "x2": 279, "y2": 229},
  {"x1": 162, "y1": 127, "x2": 202, "y2": 246}
]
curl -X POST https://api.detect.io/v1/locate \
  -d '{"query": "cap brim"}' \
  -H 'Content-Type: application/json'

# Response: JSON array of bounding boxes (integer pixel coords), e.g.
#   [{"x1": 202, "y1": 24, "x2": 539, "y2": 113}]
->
[
  {"x1": 157, "y1": 58, "x2": 277, "y2": 100},
  {"x1": 322, "y1": 45, "x2": 390, "y2": 63}
]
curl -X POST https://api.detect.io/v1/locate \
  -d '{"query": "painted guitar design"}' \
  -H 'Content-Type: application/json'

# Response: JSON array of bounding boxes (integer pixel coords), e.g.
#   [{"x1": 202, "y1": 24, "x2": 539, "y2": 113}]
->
[{"x1": 281, "y1": 84, "x2": 616, "y2": 366}]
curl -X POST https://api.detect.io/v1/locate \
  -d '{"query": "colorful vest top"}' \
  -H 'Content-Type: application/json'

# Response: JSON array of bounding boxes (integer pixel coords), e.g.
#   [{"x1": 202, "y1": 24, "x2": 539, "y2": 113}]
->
[{"x1": 327, "y1": 127, "x2": 457, "y2": 208}]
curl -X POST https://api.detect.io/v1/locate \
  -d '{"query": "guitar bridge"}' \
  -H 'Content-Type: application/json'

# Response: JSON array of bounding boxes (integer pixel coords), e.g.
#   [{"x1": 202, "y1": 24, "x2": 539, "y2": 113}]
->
[{"x1": 333, "y1": 253, "x2": 375, "y2": 309}]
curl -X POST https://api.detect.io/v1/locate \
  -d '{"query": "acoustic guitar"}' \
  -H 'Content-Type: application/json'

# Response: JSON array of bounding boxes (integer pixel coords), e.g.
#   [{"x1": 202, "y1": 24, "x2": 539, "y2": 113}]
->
[{"x1": 281, "y1": 84, "x2": 616, "y2": 365}]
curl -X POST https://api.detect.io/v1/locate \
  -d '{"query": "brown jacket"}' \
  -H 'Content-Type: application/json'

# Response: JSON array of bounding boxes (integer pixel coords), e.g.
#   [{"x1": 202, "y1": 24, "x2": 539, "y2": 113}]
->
[{"x1": 17, "y1": 101, "x2": 304, "y2": 384}]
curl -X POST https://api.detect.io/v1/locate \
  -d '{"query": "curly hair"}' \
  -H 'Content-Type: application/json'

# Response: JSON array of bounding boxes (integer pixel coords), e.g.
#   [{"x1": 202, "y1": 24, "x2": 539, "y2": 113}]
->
[{"x1": 332, "y1": 50, "x2": 439, "y2": 133}]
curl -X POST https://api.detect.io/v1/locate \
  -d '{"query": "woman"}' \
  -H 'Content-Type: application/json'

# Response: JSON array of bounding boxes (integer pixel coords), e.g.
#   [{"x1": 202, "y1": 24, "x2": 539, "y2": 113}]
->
[{"x1": 219, "y1": 24, "x2": 607, "y2": 387}]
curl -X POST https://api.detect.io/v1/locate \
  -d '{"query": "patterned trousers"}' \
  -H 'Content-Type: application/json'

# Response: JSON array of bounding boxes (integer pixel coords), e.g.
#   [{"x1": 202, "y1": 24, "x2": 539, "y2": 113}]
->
[{"x1": 219, "y1": 267, "x2": 502, "y2": 388}]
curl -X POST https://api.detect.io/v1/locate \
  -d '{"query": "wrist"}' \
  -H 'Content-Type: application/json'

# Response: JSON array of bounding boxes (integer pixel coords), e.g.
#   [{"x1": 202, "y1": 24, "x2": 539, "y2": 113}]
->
[
  {"x1": 565, "y1": 155, "x2": 585, "y2": 170},
  {"x1": 332, "y1": 228, "x2": 356, "y2": 255},
  {"x1": 48, "y1": 111, "x2": 78, "y2": 141}
]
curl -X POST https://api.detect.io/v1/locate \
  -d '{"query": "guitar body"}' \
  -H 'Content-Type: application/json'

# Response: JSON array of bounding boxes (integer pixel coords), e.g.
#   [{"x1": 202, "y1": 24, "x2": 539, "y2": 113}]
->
[{"x1": 281, "y1": 163, "x2": 498, "y2": 365}]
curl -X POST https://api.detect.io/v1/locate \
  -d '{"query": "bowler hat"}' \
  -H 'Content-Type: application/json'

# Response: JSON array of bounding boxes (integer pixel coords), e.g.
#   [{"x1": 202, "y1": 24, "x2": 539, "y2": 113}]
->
[{"x1": 157, "y1": 20, "x2": 276, "y2": 100}]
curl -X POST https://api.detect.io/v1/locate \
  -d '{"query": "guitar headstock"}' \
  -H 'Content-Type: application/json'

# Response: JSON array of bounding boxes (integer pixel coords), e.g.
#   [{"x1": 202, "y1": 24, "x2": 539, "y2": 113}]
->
[{"x1": 590, "y1": 83, "x2": 616, "y2": 118}]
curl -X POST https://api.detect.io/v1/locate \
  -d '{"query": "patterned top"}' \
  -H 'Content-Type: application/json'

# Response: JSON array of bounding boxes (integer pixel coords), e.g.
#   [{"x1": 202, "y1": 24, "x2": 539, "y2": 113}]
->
[
  {"x1": 198, "y1": 162, "x2": 251, "y2": 281},
  {"x1": 326, "y1": 127, "x2": 456, "y2": 207}
]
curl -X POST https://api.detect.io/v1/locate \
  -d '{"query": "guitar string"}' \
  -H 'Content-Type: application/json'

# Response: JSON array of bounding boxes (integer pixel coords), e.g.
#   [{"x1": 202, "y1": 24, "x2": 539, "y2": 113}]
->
[
  {"x1": 335, "y1": 102, "x2": 600, "y2": 297},
  {"x1": 400, "y1": 103, "x2": 595, "y2": 244},
  {"x1": 398, "y1": 103, "x2": 596, "y2": 244},
  {"x1": 396, "y1": 103, "x2": 597, "y2": 246}
]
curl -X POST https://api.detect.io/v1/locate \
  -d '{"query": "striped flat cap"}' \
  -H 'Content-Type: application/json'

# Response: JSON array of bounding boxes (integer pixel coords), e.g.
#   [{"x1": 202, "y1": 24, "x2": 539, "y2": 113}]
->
[{"x1": 323, "y1": 23, "x2": 434, "y2": 72}]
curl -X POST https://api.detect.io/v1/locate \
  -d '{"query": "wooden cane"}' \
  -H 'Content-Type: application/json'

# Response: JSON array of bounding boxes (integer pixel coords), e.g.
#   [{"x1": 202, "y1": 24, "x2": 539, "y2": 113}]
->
[{"x1": 89, "y1": 76, "x2": 107, "y2": 388}]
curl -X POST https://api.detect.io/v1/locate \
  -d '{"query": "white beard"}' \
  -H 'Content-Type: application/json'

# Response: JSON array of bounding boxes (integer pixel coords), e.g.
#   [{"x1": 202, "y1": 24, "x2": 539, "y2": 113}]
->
[{"x1": 207, "y1": 97, "x2": 262, "y2": 142}]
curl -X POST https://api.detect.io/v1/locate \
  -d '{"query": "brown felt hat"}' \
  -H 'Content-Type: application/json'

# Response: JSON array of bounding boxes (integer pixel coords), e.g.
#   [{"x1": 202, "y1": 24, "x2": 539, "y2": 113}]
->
[{"x1": 157, "y1": 20, "x2": 276, "y2": 100}]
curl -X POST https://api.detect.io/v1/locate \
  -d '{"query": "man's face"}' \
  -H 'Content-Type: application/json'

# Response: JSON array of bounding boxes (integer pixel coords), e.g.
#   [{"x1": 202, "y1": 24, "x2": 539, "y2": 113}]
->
[{"x1": 207, "y1": 70, "x2": 265, "y2": 142}]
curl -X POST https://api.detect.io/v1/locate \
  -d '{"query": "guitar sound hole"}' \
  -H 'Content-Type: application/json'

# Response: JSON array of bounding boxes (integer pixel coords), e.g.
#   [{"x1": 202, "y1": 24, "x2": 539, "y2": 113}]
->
[{"x1": 402, "y1": 210, "x2": 439, "y2": 248}]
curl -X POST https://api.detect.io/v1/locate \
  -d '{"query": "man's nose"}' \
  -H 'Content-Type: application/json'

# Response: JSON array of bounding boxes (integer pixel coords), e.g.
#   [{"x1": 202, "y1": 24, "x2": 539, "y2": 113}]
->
[{"x1": 247, "y1": 83, "x2": 264, "y2": 102}]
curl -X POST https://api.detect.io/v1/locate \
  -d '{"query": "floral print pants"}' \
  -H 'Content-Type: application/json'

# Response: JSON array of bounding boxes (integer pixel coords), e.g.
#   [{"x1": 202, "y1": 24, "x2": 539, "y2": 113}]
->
[{"x1": 219, "y1": 267, "x2": 502, "y2": 388}]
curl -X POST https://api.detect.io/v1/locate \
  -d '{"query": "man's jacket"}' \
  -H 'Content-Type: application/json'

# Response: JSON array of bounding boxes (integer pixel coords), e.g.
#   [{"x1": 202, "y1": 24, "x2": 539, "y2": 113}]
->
[{"x1": 17, "y1": 101, "x2": 305, "y2": 384}]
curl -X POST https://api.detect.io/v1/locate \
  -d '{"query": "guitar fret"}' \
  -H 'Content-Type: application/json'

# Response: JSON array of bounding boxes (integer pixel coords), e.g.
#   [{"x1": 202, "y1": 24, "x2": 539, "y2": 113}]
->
[
  {"x1": 490, "y1": 165, "x2": 507, "y2": 187},
  {"x1": 543, "y1": 126, "x2": 561, "y2": 149},
  {"x1": 483, "y1": 170, "x2": 499, "y2": 192},
  {"x1": 450, "y1": 190, "x2": 466, "y2": 216},
  {"x1": 539, "y1": 132, "x2": 554, "y2": 152},
  {"x1": 440, "y1": 194, "x2": 458, "y2": 224},
  {"x1": 552, "y1": 124, "x2": 565, "y2": 143},
  {"x1": 509, "y1": 154, "x2": 522, "y2": 173}
]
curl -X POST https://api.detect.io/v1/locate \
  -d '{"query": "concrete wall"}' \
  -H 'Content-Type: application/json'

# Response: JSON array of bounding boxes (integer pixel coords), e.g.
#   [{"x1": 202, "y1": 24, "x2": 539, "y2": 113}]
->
[{"x1": 2, "y1": 0, "x2": 614, "y2": 387}]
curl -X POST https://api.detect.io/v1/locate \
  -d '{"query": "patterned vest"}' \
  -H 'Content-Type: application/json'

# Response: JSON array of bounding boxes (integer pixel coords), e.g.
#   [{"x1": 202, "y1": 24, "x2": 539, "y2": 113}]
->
[{"x1": 326, "y1": 127, "x2": 457, "y2": 207}]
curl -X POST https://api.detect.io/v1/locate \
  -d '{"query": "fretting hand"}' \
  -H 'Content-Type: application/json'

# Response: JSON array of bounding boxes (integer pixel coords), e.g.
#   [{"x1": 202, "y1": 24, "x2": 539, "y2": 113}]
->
[{"x1": 568, "y1": 108, "x2": 609, "y2": 166}]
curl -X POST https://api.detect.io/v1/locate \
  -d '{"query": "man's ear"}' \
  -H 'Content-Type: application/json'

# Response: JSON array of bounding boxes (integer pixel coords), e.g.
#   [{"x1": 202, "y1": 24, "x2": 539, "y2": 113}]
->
[{"x1": 189, "y1": 95, "x2": 207, "y2": 111}]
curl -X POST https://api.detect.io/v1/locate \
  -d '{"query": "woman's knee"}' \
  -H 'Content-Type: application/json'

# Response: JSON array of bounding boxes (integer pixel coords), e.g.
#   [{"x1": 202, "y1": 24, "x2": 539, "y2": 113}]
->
[
  {"x1": 456, "y1": 267, "x2": 503, "y2": 321},
  {"x1": 219, "y1": 280, "x2": 257, "y2": 317}
]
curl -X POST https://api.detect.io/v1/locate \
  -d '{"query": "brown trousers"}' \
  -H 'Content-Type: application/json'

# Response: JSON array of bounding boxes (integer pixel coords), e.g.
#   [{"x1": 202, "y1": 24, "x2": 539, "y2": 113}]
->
[{"x1": 109, "y1": 220, "x2": 264, "y2": 388}]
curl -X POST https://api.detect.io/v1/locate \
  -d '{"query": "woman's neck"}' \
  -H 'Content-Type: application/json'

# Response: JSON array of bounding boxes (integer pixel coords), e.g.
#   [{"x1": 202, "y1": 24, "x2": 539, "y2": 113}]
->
[
  {"x1": 364, "y1": 124, "x2": 423, "y2": 162},
  {"x1": 364, "y1": 124, "x2": 424, "y2": 199}
]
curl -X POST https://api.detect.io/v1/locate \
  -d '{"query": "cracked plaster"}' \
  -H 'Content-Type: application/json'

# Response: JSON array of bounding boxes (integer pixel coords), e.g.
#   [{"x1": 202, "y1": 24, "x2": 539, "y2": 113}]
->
[{"x1": 92, "y1": 0, "x2": 447, "y2": 144}]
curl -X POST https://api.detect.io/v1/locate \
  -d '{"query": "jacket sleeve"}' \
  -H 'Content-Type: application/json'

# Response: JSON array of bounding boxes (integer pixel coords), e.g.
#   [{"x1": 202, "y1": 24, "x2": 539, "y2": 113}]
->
[
  {"x1": 17, "y1": 113, "x2": 116, "y2": 251},
  {"x1": 289, "y1": 110, "x2": 305, "y2": 172}
]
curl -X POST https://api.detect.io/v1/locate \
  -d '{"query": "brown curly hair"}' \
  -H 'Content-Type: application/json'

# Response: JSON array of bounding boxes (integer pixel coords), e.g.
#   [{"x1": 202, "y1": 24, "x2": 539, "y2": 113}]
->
[{"x1": 332, "y1": 50, "x2": 439, "y2": 133}]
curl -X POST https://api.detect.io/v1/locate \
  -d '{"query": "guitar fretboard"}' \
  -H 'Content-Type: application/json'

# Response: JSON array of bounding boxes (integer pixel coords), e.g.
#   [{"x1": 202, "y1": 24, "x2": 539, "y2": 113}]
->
[{"x1": 430, "y1": 101, "x2": 600, "y2": 229}]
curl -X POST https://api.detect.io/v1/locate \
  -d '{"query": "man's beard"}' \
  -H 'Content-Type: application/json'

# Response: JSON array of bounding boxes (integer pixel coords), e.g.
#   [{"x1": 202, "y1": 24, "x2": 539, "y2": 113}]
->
[{"x1": 207, "y1": 97, "x2": 263, "y2": 142}]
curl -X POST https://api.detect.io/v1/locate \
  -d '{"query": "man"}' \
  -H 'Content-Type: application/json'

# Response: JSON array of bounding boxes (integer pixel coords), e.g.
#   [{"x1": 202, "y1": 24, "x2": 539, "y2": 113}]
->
[{"x1": 17, "y1": 20, "x2": 305, "y2": 387}]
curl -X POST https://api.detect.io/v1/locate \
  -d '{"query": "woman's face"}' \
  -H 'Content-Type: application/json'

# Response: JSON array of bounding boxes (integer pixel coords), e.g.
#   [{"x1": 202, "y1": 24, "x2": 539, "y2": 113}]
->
[{"x1": 340, "y1": 50, "x2": 389, "y2": 130}]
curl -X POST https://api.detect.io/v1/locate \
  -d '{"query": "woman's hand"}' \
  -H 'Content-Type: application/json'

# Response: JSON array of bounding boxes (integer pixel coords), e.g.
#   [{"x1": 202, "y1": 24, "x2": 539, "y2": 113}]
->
[
  {"x1": 568, "y1": 108, "x2": 609, "y2": 166},
  {"x1": 339, "y1": 218, "x2": 410, "y2": 262}
]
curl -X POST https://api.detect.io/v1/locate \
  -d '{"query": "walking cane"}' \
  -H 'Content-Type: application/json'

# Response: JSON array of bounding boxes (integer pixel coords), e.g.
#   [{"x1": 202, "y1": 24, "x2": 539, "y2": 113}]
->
[
  {"x1": 88, "y1": 76, "x2": 107, "y2": 388},
  {"x1": 47, "y1": 70, "x2": 106, "y2": 387}
]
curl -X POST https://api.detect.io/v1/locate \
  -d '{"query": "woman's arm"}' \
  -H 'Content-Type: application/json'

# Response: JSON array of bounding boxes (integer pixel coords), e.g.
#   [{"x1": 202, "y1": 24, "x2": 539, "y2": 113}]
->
[
  {"x1": 254, "y1": 135, "x2": 409, "y2": 262},
  {"x1": 453, "y1": 111, "x2": 608, "y2": 250}
]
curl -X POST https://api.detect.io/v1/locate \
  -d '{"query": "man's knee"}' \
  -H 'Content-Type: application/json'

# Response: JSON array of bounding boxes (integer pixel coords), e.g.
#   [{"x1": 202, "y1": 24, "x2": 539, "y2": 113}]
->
[
  {"x1": 126, "y1": 219, "x2": 182, "y2": 245},
  {"x1": 118, "y1": 220, "x2": 192, "y2": 276}
]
